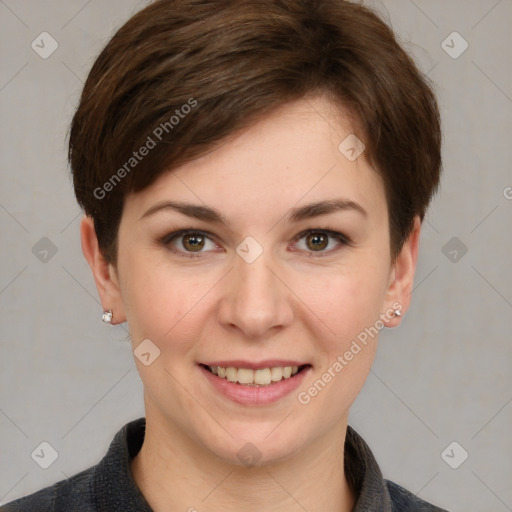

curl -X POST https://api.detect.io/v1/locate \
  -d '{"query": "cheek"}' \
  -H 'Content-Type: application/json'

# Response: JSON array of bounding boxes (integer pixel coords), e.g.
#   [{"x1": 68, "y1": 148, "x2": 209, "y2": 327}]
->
[
  {"x1": 291, "y1": 260, "x2": 388, "y2": 411},
  {"x1": 119, "y1": 252, "x2": 217, "y2": 347},
  {"x1": 297, "y1": 275, "x2": 380, "y2": 422},
  {"x1": 121, "y1": 260, "x2": 219, "y2": 403},
  {"x1": 295, "y1": 260, "x2": 389, "y2": 347}
]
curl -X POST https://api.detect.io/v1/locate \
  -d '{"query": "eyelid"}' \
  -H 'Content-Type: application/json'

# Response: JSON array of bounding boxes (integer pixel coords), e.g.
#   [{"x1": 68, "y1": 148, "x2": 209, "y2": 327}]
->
[
  {"x1": 160, "y1": 227, "x2": 351, "y2": 258},
  {"x1": 161, "y1": 228, "x2": 218, "y2": 245},
  {"x1": 290, "y1": 228, "x2": 352, "y2": 256},
  {"x1": 161, "y1": 228, "x2": 222, "y2": 258},
  {"x1": 292, "y1": 228, "x2": 351, "y2": 245}
]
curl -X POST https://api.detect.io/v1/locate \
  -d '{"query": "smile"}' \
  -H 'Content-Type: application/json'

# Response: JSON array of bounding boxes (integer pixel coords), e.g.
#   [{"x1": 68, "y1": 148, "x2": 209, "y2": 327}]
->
[
  {"x1": 198, "y1": 362, "x2": 311, "y2": 405},
  {"x1": 203, "y1": 365, "x2": 308, "y2": 386}
]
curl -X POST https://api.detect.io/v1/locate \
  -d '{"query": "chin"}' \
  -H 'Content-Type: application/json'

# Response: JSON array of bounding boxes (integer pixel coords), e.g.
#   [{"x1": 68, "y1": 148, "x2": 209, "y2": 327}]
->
[{"x1": 198, "y1": 420, "x2": 311, "y2": 468}]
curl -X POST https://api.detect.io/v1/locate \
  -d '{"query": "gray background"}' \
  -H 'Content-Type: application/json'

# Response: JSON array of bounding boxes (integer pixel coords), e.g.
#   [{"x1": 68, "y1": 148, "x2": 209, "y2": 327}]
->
[{"x1": 0, "y1": 0, "x2": 511, "y2": 510}]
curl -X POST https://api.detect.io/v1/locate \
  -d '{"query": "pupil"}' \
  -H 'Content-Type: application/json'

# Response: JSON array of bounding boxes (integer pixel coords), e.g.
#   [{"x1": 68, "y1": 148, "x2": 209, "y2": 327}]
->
[
  {"x1": 307, "y1": 233, "x2": 328, "y2": 251},
  {"x1": 184, "y1": 234, "x2": 204, "y2": 251}
]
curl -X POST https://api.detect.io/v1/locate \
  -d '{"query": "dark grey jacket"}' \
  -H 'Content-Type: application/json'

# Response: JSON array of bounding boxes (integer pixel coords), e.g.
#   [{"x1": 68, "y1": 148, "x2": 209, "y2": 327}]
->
[{"x1": 2, "y1": 418, "x2": 449, "y2": 511}]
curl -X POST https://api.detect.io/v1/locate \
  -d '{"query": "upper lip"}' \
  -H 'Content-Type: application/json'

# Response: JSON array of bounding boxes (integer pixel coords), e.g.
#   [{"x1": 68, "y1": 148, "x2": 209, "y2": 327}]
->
[{"x1": 200, "y1": 360, "x2": 310, "y2": 370}]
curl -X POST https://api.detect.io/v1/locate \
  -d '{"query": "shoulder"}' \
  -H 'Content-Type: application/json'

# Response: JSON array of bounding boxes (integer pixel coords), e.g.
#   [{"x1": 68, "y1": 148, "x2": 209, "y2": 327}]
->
[
  {"x1": 385, "y1": 480, "x2": 450, "y2": 512},
  {"x1": 1, "y1": 467, "x2": 95, "y2": 512},
  {"x1": 1, "y1": 418, "x2": 148, "y2": 512}
]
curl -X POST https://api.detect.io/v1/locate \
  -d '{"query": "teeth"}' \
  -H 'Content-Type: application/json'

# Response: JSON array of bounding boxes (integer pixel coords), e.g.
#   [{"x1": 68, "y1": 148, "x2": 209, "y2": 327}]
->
[
  {"x1": 254, "y1": 368, "x2": 271, "y2": 385},
  {"x1": 207, "y1": 365, "x2": 302, "y2": 386},
  {"x1": 226, "y1": 367, "x2": 237, "y2": 382},
  {"x1": 237, "y1": 368, "x2": 254, "y2": 384},
  {"x1": 270, "y1": 367, "x2": 283, "y2": 381}
]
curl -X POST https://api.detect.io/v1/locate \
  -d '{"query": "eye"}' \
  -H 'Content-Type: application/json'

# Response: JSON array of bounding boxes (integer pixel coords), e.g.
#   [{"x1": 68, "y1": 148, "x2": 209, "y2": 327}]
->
[
  {"x1": 162, "y1": 230, "x2": 220, "y2": 257},
  {"x1": 292, "y1": 229, "x2": 350, "y2": 256}
]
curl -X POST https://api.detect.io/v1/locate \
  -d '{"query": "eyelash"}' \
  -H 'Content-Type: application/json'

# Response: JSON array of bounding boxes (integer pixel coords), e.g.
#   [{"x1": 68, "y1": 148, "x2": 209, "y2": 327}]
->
[
  {"x1": 160, "y1": 227, "x2": 351, "y2": 259},
  {"x1": 292, "y1": 228, "x2": 351, "y2": 257}
]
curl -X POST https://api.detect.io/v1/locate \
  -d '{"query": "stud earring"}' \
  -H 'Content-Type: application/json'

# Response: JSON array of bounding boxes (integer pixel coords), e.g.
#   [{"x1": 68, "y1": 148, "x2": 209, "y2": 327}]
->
[
  {"x1": 394, "y1": 309, "x2": 402, "y2": 317},
  {"x1": 101, "y1": 310, "x2": 113, "y2": 323}
]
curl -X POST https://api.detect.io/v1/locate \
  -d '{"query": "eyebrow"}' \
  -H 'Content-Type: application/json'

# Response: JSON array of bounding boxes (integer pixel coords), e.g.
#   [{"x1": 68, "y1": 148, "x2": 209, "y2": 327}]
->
[
  {"x1": 140, "y1": 201, "x2": 230, "y2": 224},
  {"x1": 289, "y1": 199, "x2": 367, "y2": 222},
  {"x1": 140, "y1": 198, "x2": 366, "y2": 224}
]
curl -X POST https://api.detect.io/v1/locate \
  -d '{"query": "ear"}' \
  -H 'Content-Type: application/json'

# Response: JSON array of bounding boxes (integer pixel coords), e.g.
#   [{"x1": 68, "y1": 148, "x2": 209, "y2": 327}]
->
[
  {"x1": 80, "y1": 216, "x2": 126, "y2": 325},
  {"x1": 383, "y1": 216, "x2": 421, "y2": 327}
]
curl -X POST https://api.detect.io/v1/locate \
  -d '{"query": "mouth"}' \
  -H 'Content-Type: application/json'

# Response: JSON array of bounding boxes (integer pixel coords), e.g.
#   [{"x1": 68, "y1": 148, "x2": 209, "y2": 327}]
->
[{"x1": 199, "y1": 363, "x2": 311, "y2": 387}]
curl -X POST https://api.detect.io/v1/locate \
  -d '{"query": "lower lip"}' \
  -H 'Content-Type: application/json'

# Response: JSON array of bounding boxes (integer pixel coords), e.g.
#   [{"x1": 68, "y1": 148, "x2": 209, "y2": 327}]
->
[{"x1": 198, "y1": 365, "x2": 310, "y2": 405}]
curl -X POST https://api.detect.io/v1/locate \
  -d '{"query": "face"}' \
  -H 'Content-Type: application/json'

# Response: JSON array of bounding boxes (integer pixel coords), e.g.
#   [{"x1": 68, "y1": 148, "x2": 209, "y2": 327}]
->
[{"x1": 85, "y1": 95, "x2": 417, "y2": 466}]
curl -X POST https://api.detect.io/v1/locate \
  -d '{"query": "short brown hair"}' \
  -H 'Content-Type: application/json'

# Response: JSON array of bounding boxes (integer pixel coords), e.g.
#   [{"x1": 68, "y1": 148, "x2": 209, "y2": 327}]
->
[{"x1": 69, "y1": 0, "x2": 442, "y2": 263}]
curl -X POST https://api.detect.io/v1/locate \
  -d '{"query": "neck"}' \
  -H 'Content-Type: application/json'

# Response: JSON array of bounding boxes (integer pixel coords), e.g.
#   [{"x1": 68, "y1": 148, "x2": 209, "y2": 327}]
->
[{"x1": 131, "y1": 413, "x2": 356, "y2": 512}]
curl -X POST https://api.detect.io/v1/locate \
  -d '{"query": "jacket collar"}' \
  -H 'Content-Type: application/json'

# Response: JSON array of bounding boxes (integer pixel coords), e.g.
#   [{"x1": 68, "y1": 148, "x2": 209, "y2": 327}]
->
[{"x1": 345, "y1": 425, "x2": 393, "y2": 511}]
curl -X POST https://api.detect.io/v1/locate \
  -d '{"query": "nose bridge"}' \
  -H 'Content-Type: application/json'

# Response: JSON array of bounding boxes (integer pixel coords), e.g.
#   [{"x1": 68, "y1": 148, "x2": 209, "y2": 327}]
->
[
  {"x1": 238, "y1": 252, "x2": 275, "y2": 300},
  {"x1": 219, "y1": 247, "x2": 292, "y2": 338}
]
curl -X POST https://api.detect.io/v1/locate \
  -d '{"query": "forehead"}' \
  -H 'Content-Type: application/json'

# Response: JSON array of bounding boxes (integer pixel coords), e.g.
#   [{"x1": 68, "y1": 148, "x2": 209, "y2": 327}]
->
[{"x1": 123, "y1": 96, "x2": 386, "y2": 224}]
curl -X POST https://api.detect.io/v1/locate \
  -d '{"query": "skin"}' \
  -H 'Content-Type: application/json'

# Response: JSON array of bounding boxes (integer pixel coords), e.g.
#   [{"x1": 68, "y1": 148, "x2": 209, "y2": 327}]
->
[{"x1": 81, "y1": 94, "x2": 420, "y2": 512}]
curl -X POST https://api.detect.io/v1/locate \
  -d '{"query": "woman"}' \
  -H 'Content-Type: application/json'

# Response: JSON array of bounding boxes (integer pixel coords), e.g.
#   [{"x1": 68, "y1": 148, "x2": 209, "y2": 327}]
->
[{"x1": 3, "y1": 0, "x2": 448, "y2": 510}]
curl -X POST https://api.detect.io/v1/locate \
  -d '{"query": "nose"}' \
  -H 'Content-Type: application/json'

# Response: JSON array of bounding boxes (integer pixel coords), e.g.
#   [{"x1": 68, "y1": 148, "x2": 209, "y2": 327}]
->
[{"x1": 217, "y1": 251, "x2": 294, "y2": 340}]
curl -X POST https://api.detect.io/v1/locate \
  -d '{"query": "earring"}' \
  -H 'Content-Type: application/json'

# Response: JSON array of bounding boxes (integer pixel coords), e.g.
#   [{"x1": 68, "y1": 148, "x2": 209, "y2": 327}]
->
[
  {"x1": 394, "y1": 309, "x2": 402, "y2": 317},
  {"x1": 101, "y1": 310, "x2": 113, "y2": 323}
]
